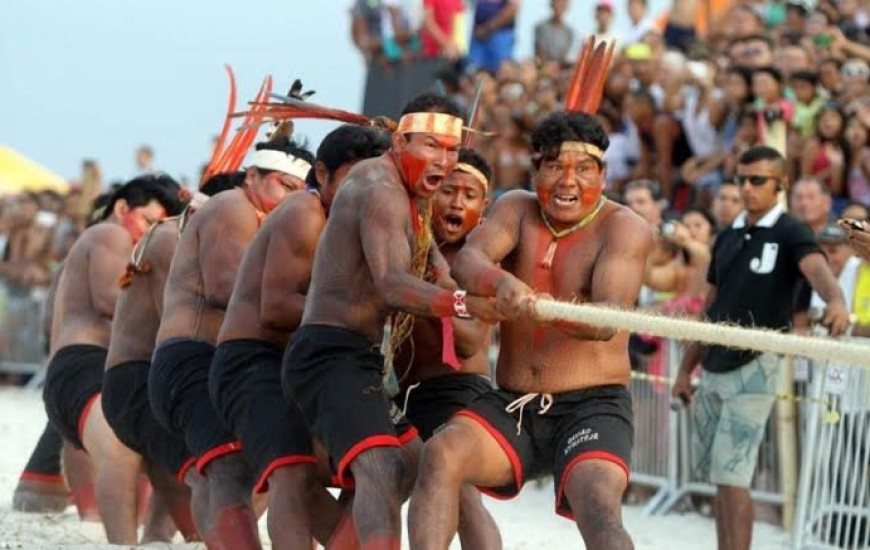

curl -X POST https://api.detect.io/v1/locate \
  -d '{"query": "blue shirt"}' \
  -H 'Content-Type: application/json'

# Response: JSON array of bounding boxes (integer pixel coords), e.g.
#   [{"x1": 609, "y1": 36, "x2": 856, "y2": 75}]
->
[{"x1": 474, "y1": 0, "x2": 513, "y2": 28}]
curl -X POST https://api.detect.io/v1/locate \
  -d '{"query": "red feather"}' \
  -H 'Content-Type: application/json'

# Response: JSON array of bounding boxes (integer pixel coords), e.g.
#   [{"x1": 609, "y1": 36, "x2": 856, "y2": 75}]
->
[
  {"x1": 202, "y1": 65, "x2": 237, "y2": 184},
  {"x1": 565, "y1": 36, "x2": 616, "y2": 115}
]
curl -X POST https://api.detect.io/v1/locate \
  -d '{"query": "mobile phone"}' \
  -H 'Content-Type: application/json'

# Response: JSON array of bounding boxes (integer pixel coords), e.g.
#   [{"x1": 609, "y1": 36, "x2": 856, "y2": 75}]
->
[{"x1": 841, "y1": 218, "x2": 866, "y2": 231}]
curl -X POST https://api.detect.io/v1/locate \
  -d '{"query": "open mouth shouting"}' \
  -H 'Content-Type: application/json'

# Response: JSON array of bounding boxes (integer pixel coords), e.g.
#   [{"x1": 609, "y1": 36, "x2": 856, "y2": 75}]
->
[
  {"x1": 553, "y1": 193, "x2": 579, "y2": 208},
  {"x1": 422, "y1": 175, "x2": 445, "y2": 193},
  {"x1": 441, "y1": 212, "x2": 465, "y2": 233}
]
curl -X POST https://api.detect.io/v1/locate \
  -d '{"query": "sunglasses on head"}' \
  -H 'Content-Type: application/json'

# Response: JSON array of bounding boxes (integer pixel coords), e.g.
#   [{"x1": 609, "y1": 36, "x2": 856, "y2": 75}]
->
[{"x1": 735, "y1": 175, "x2": 773, "y2": 186}]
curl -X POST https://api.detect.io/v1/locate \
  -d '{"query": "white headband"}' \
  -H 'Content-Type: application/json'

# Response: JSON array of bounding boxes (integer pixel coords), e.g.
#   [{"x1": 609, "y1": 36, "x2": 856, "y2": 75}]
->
[{"x1": 249, "y1": 149, "x2": 312, "y2": 181}]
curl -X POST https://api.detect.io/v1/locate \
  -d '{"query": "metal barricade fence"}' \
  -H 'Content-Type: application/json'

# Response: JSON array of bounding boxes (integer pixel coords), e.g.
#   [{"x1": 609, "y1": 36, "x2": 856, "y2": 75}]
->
[
  {"x1": 630, "y1": 338, "x2": 789, "y2": 518},
  {"x1": 794, "y1": 350, "x2": 870, "y2": 550},
  {"x1": 0, "y1": 281, "x2": 49, "y2": 379}
]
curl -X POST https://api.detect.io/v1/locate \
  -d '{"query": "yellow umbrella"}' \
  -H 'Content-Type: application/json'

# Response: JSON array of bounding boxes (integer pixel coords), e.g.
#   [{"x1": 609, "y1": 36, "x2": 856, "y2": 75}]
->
[{"x1": 0, "y1": 146, "x2": 69, "y2": 194}]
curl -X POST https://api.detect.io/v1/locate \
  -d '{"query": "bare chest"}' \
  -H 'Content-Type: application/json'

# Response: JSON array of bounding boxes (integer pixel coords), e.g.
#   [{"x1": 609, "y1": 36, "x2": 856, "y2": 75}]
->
[{"x1": 509, "y1": 220, "x2": 603, "y2": 301}]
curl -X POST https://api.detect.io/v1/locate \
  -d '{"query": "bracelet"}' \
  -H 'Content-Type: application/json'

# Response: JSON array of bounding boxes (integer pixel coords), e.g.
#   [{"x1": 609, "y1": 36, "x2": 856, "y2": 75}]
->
[{"x1": 453, "y1": 289, "x2": 471, "y2": 318}]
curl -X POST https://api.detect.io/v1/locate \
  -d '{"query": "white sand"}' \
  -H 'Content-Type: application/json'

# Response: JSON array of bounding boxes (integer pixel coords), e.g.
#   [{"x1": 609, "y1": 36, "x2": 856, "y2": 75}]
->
[{"x1": 0, "y1": 387, "x2": 791, "y2": 549}]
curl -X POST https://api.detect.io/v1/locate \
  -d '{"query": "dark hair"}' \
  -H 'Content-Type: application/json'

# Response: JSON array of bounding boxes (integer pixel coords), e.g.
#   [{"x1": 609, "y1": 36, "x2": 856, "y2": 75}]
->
[
  {"x1": 624, "y1": 178, "x2": 662, "y2": 201},
  {"x1": 682, "y1": 207, "x2": 717, "y2": 231},
  {"x1": 433, "y1": 68, "x2": 461, "y2": 94},
  {"x1": 88, "y1": 185, "x2": 121, "y2": 227},
  {"x1": 786, "y1": 1, "x2": 808, "y2": 16},
  {"x1": 305, "y1": 125, "x2": 390, "y2": 188},
  {"x1": 728, "y1": 34, "x2": 773, "y2": 53},
  {"x1": 530, "y1": 112, "x2": 609, "y2": 168},
  {"x1": 738, "y1": 145, "x2": 785, "y2": 165},
  {"x1": 101, "y1": 173, "x2": 185, "y2": 221},
  {"x1": 457, "y1": 147, "x2": 493, "y2": 190},
  {"x1": 200, "y1": 171, "x2": 246, "y2": 197},
  {"x1": 628, "y1": 88, "x2": 657, "y2": 108},
  {"x1": 401, "y1": 91, "x2": 464, "y2": 118},
  {"x1": 255, "y1": 136, "x2": 315, "y2": 165},
  {"x1": 790, "y1": 70, "x2": 819, "y2": 86},
  {"x1": 820, "y1": 57, "x2": 843, "y2": 70},
  {"x1": 841, "y1": 201, "x2": 870, "y2": 219},
  {"x1": 754, "y1": 65, "x2": 783, "y2": 84}
]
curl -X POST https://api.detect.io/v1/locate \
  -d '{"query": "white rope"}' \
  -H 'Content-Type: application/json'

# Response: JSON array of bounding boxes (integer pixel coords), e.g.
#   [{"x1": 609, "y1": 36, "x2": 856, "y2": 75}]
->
[{"x1": 534, "y1": 300, "x2": 870, "y2": 368}]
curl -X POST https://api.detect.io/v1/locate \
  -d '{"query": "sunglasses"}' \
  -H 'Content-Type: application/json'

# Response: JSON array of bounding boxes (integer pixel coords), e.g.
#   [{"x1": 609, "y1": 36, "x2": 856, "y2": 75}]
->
[{"x1": 735, "y1": 175, "x2": 775, "y2": 186}]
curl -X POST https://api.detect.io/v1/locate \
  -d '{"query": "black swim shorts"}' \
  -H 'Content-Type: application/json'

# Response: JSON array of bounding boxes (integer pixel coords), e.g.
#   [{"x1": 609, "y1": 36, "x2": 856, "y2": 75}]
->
[
  {"x1": 396, "y1": 373, "x2": 493, "y2": 440},
  {"x1": 210, "y1": 339, "x2": 317, "y2": 493},
  {"x1": 282, "y1": 324, "x2": 418, "y2": 487},
  {"x1": 103, "y1": 360, "x2": 196, "y2": 482},
  {"x1": 43, "y1": 345, "x2": 107, "y2": 450},
  {"x1": 456, "y1": 384, "x2": 633, "y2": 520},
  {"x1": 149, "y1": 338, "x2": 241, "y2": 474}
]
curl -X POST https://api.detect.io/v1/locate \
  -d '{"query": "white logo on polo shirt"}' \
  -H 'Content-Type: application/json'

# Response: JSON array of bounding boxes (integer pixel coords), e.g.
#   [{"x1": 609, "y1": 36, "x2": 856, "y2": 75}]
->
[{"x1": 750, "y1": 242, "x2": 779, "y2": 274}]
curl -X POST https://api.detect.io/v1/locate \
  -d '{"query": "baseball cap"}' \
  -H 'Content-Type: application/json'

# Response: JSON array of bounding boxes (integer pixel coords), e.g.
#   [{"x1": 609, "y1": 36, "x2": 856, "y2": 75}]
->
[
  {"x1": 596, "y1": 0, "x2": 614, "y2": 11},
  {"x1": 818, "y1": 223, "x2": 847, "y2": 244}
]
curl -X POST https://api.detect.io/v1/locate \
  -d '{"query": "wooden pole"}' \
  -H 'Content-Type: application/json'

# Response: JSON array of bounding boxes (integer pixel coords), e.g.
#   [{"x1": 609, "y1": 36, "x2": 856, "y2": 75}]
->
[{"x1": 777, "y1": 357, "x2": 799, "y2": 530}]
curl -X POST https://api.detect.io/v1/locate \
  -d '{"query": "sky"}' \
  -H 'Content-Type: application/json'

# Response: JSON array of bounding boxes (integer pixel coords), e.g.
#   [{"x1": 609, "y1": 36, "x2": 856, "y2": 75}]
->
[{"x1": 0, "y1": 0, "x2": 667, "y2": 187}]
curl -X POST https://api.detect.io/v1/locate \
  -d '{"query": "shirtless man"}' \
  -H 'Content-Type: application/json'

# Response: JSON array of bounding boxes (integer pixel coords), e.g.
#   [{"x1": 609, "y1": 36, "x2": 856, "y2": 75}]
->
[
  {"x1": 409, "y1": 111, "x2": 653, "y2": 549},
  {"x1": 150, "y1": 139, "x2": 312, "y2": 549},
  {"x1": 41, "y1": 175, "x2": 184, "y2": 543},
  {"x1": 282, "y1": 92, "x2": 501, "y2": 549},
  {"x1": 393, "y1": 148, "x2": 501, "y2": 550},
  {"x1": 101, "y1": 173, "x2": 243, "y2": 542},
  {"x1": 210, "y1": 125, "x2": 389, "y2": 548}
]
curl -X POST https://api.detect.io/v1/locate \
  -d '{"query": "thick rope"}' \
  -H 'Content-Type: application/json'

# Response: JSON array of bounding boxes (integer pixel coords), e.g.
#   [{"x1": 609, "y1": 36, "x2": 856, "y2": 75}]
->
[{"x1": 534, "y1": 301, "x2": 870, "y2": 368}]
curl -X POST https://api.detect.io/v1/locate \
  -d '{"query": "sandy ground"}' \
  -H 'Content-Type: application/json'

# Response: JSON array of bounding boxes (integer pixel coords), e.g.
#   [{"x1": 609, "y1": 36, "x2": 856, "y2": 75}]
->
[{"x1": 0, "y1": 387, "x2": 792, "y2": 549}]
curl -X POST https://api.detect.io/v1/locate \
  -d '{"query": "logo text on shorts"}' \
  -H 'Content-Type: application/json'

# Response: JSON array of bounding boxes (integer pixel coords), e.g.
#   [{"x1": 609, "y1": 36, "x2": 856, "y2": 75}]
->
[{"x1": 564, "y1": 427, "x2": 598, "y2": 455}]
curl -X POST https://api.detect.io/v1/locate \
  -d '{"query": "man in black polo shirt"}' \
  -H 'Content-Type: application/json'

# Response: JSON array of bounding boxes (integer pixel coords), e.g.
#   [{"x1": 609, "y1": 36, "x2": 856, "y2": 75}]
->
[{"x1": 673, "y1": 145, "x2": 849, "y2": 550}]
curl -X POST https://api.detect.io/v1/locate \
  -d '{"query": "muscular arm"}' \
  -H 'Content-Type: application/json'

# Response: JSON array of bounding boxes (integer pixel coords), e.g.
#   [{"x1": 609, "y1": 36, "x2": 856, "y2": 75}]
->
[
  {"x1": 799, "y1": 253, "x2": 847, "y2": 306},
  {"x1": 548, "y1": 213, "x2": 654, "y2": 341},
  {"x1": 199, "y1": 202, "x2": 258, "y2": 311},
  {"x1": 453, "y1": 191, "x2": 526, "y2": 296},
  {"x1": 260, "y1": 211, "x2": 323, "y2": 331},
  {"x1": 88, "y1": 228, "x2": 132, "y2": 318},
  {"x1": 360, "y1": 185, "x2": 458, "y2": 318}
]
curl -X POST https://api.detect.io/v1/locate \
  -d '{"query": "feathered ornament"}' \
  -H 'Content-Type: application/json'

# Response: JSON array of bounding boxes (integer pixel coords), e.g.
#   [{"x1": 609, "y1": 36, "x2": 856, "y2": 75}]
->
[
  {"x1": 201, "y1": 66, "x2": 274, "y2": 184},
  {"x1": 564, "y1": 36, "x2": 615, "y2": 115},
  {"x1": 234, "y1": 93, "x2": 398, "y2": 132},
  {"x1": 536, "y1": 36, "x2": 616, "y2": 271}
]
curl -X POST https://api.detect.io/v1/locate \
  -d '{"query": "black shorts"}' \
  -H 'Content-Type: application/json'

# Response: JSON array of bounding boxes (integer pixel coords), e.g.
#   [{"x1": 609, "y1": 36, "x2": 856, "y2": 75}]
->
[
  {"x1": 149, "y1": 338, "x2": 240, "y2": 474},
  {"x1": 397, "y1": 373, "x2": 493, "y2": 440},
  {"x1": 43, "y1": 345, "x2": 106, "y2": 450},
  {"x1": 663, "y1": 22, "x2": 697, "y2": 53},
  {"x1": 103, "y1": 360, "x2": 196, "y2": 482},
  {"x1": 283, "y1": 324, "x2": 418, "y2": 487},
  {"x1": 457, "y1": 385, "x2": 633, "y2": 520},
  {"x1": 210, "y1": 339, "x2": 317, "y2": 493},
  {"x1": 20, "y1": 421, "x2": 64, "y2": 483}
]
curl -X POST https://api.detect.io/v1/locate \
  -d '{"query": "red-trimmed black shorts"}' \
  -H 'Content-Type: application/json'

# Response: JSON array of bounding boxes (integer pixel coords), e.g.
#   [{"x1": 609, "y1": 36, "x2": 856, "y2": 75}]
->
[
  {"x1": 282, "y1": 324, "x2": 418, "y2": 487},
  {"x1": 149, "y1": 338, "x2": 241, "y2": 474},
  {"x1": 210, "y1": 339, "x2": 318, "y2": 493},
  {"x1": 456, "y1": 384, "x2": 633, "y2": 520},
  {"x1": 397, "y1": 373, "x2": 494, "y2": 440},
  {"x1": 20, "y1": 422, "x2": 64, "y2": 483},
  {"x1": 43, "y1": 345, "x2": 107, "y2": 450},
  {"x1": 103, "y1": 360, "x2": 196, "y2": 482}
]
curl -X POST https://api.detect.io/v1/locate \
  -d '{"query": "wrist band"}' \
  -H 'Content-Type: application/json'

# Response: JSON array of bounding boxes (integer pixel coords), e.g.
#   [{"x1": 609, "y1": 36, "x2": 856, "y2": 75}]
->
[{"x1": 453, "y1": 289, "x2": 470, "y2": 318}]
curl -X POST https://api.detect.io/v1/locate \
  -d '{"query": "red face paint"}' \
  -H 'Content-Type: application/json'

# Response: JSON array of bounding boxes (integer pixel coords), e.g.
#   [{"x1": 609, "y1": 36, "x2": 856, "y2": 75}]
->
[
  {"x1": 581, "y1": 184, "x2": 603, "y2": 208},
  {"x1": 397, "y1": 149, "x2": 429, "y2": 193}
]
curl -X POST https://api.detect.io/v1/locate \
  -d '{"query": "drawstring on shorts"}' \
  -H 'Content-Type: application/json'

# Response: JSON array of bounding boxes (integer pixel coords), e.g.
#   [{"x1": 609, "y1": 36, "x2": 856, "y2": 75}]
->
[
  {"x1": 505, "y1": 393, "x2": 553, "y2": 435},
  {"x1": 402, "y1": 382, "x2": 422, "y2": 416}
]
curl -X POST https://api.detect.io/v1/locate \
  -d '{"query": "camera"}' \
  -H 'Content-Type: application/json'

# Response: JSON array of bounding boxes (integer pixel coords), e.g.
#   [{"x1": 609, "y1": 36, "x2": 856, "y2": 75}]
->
[{"x1": 661, "y1": 221, "x2": 678, "y2": 239}]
